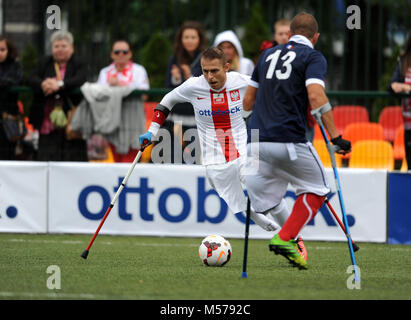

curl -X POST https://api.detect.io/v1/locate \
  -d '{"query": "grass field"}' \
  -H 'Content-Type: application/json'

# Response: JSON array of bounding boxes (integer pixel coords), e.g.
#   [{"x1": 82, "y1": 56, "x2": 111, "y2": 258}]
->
[{"x1": 1, "y1": 233, "x2": 411, "y2": 301}]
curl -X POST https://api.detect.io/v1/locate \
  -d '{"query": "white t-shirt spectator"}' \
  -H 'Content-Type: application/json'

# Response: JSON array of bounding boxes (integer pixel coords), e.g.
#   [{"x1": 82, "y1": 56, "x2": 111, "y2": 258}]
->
[{"x1": 97, "y1": 61, "x2": 150, "y2": 89}]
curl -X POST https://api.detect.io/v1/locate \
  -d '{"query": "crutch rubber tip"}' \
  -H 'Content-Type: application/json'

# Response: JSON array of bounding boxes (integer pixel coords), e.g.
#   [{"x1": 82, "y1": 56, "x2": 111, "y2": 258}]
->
[
  {"x1": 241, "y1": 272, "x2": 248, "y2": 279},
  {"x1": 353, "y1": 243, "x2": 360, "y2": 252},
  {"x1": 81, "y1": 250, "x2": 89, "y2": 259}
]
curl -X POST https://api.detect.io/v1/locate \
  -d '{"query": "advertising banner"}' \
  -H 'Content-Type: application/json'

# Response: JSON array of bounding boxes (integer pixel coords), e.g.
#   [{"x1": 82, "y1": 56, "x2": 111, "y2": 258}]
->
[
  {"x1": 0, "y1": 161, "x2": 48, "y2": 233},
  {"x1": 388, "y1": 172, "x2": 411, "y2": 244},
  {"x1": 48, "y1": 163, "x2": 387, "y2": 242}
]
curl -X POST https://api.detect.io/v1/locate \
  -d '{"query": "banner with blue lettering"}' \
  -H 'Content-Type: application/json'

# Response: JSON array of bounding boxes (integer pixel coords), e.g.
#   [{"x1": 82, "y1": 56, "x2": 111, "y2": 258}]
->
[
  {"x1": 0, "y1": 161, "x2": 48, "y2": 233},
  {"x1": 48, "y1": 163, "x2": 387, "y2": 242},
  {"x1": 388, "y1": 172, "x2": 411, "y2": 244}
]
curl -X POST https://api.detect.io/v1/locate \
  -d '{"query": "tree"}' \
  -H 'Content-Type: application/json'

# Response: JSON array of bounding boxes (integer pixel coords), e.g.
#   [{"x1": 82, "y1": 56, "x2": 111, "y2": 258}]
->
[
  {"x1": 241, "y1": 2, "x2": 271, "y2": 64},
  {"x1": 140, "y1": 31, "x2": 172, "y2": 99}
]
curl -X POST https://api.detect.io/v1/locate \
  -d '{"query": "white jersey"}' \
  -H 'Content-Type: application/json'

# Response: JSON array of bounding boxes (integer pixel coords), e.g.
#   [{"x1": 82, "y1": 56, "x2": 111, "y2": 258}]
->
[{"x1": 158, "y1": 71, "x2": 250, "y2": 165}]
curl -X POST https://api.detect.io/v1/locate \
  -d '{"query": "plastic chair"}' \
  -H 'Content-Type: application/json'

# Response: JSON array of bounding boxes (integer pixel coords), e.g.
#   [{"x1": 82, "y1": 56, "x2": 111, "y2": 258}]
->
[
  {"x1": 393, "y1": 125, "x2": 405, "y2": 162},
  {"x1": 378, "y1": 106, "x2": 403, "y2": 142},
  {"x1": 349, "y1": 140, "x2": 394, "y2": 170},
  {"x1": 313, "y1": 124, "x2": 330, "y2": 141},
  {"x1": 141, "y1": 102, "x2": 159, "y2": 163},
  {"x1": 332, "y1": 105, "x2": 369, "y2": 136},
  {"x1": 313, "y1": 139, "x2": 342, "y2": 167},
  {"x1": 401, "y1": 159, "x2": 408, "y2": 172},
  {"x1": 341, "y1": 122, "x2": 384, "y2": 159},
  {"x1": 89, "y1": 146, "x2": 115, "y2": 163}
]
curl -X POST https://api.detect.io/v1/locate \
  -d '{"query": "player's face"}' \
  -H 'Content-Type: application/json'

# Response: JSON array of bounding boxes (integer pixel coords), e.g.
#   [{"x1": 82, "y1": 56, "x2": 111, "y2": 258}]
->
[
  {"x1": 274, "y1": 25, "x2": 290, "y2": 44},
  {"x1": 182, "y1": 28, "x2": 200, "y2": 54},
  {"x1": 201, "y1": 58, "x2": 229, "y2": 91}
]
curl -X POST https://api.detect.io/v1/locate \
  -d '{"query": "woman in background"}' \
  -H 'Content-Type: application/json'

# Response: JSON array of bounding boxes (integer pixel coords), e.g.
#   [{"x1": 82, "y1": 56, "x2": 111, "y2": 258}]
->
[
  {"x1": 28, "y1": 30, "x2": 87, "y2": 161},
  {"x1": 0, "y1": 35, "x2": 24, "y2": 160},
  {"x1": 164, "y1": 21, "x2": 207, "y2": 163},
  {"x1": 389, "y1": 33, "x2": 411, "y2": 169}
]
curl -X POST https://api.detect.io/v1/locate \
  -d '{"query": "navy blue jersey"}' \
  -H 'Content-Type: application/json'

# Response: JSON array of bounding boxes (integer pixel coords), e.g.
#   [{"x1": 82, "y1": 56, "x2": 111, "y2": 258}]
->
[{"x1": 247, "y1": 36, "x2": 327, "y2": 143}]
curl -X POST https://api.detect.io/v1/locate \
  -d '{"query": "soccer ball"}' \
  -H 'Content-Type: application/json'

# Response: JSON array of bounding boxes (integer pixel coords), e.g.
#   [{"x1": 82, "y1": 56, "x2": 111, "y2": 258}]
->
[{"x1": 198, "y1": 235, "x2": 232, "y2": 267}]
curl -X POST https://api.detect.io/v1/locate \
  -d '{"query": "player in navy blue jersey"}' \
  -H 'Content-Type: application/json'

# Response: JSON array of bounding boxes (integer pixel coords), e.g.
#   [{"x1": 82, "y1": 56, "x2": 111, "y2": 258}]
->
[{"x1": 243, "y1": 12, "x2": 351, "y2": 270}]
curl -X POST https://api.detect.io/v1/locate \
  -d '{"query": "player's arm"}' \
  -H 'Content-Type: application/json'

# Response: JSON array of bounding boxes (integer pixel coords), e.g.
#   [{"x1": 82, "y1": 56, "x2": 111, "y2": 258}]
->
[
  {"x1": 307, "y1": 83, "x2": 351, "y2": 154},
  {"x1": 139, "y1": 87, "x2": 187, "y2": 146},
  {"x1": 243, "y1": 86, "x2": 257, "y2": 111}
]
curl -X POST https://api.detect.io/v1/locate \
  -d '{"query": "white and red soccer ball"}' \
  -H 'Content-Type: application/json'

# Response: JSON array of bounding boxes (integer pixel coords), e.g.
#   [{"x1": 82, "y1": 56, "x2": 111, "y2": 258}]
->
[{"x1": 199, "y1": 235, "x2": 232, "y2": 267}]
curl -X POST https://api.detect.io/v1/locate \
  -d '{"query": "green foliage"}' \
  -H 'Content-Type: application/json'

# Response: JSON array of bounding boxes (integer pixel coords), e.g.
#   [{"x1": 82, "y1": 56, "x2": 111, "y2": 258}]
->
[
  {"x1": 19, "y1": 44, "x2": 39, "y2": 115},
  {"x1": 241, "y1": 3, "x2": 271, "y2": 63},
  {"x1": 140, "y1": 31, "x2": 172, "y2": 100},
  {"x1": 20, "y1": 44, "x2": 39, "y2": 78}
]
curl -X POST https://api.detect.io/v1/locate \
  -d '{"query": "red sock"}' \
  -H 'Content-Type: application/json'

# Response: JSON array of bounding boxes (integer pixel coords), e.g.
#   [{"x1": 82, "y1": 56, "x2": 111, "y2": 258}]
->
[{"x1": 278, "y1": 193, "x2": 325, "y2": 241}]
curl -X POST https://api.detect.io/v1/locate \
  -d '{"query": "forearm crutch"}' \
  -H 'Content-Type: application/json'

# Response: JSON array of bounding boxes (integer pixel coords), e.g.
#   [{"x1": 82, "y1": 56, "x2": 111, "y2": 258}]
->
[
  {"x1": 81, "y1": 142, "x2": 151, "y2": 259},
  {"x1": 241, "y1": 198, "x2": 251, "y2": 278},
  {"x1": 324, "y1": 198, "x2": 359, "y2": 252},
  {"x1": 311, "y1": 107, "x2": 360, "y2": 284}
]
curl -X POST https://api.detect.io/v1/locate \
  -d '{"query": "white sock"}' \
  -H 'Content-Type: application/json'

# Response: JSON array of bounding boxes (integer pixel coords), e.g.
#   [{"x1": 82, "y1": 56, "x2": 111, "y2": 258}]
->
[
  {"x1": 249, "y1": 207, "x2": 280, "y2": 232},
  {"x1": 267, "y1": 199, "x2": 303, "y2": 239},
  {"x1": 268, "y1": 199, "x2": 290, "y2": 227}
]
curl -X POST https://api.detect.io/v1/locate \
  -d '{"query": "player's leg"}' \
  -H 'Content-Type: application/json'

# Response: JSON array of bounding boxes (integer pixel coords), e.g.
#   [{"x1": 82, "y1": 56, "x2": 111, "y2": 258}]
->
[
  {"x1": 267, "y1": 198, "x2": 289, "y2": 226},
  {"x1": 269, "y1": 142, "x2": 329, "y2": 268},
  {"x1": 205, "y1": 159, "x2": 279, "y2": 231},
  {"x1": 244, "y1": 143, "x2": 291, "y2": 231},
  {"x1": 278, "y1": 142, "x2": 329, "y2": 240},
  {"x1": 265, "y1": 199, "x2": 308, "y2": 261},
  {"x1": 249, "y1": 206, "x2": 280, "y2": 231}
]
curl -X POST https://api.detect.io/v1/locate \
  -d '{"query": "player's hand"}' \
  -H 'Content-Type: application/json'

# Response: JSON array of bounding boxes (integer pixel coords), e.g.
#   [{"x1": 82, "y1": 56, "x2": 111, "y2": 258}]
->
[
  {"x1": 139, "y1": 132, "x2": 152, "y2": 147},
  {"x1": 242, "y1": 110, "x2": 252, "y2": 127},
  {"x1": 331, "y1": 135, "x2": 351, "y2": 154}
]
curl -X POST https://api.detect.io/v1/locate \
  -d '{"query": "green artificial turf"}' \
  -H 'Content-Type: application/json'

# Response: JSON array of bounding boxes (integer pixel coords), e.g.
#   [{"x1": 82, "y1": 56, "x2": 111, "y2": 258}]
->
[{"x1": 1, "y1": 233, "x2": 411, "y2": 300}]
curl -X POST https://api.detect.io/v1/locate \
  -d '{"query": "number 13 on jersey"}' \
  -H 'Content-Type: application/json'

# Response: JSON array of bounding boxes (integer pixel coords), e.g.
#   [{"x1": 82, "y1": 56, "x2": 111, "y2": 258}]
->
[{"x1": 265, "y1": 50, "x2": 296, "y2": 80}]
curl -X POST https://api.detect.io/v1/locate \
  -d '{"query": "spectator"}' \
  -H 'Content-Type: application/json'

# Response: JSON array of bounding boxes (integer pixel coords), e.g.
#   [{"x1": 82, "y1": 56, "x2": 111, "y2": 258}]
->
[
  {"x1": 0, "y1": 35, "x2": 24, "y2": 160},
  {"x1": 213, "y1": 30, "x2": 254, "y2": 76},
  {"x1": 259, "y1": 18, "x2": 291, "y2": 52},
  {"x1": 388, "y1": 33, "x2": 411, "y2": 168},
  {"x1": 27, "y1": 30, "x2": 87, "y2": 161},
  {"x1": 164, "y1": 21, "x2": 207, "y2": 163},
  {"x1": 97, "y1": 39, "x2": 150, "y2": 162}
]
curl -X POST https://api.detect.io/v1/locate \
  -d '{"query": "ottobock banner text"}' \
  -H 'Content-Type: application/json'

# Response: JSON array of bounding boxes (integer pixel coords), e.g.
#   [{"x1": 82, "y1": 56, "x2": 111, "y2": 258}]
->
[{"x1": 47, "y1": 163, "x2": 387, "y2": 242}]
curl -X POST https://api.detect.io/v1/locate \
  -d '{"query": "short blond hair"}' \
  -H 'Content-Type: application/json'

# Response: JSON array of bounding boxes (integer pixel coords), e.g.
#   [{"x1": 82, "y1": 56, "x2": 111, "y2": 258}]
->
[{"x1": 274, "y1": 18, "x2": 291, "y2": 33}]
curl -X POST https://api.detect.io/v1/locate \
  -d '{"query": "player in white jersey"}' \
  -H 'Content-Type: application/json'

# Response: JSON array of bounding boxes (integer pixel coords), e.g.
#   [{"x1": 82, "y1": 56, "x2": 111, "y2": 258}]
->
[{"x1": 139, "y1": 47, "x2": 299, "y2": 238}]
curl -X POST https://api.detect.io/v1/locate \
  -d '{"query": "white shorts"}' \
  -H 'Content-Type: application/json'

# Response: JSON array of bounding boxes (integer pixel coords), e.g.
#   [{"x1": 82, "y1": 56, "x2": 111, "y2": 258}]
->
[
  {"x1": 245, "y1": 142, "x2": 330, "y2": 213},
  {"x1": 205, "y1": 156, "x2": 247, "y2": 213}
]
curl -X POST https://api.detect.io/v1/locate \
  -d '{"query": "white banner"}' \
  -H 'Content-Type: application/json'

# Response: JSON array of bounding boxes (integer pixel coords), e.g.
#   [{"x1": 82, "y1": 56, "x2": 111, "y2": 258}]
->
[
  {"x1": 0, "y1": 161, "x2": 48, "y2": 233},
  {"x1": 48, "y1": 163, "x2": 387, "y2": 242},
  {"x1": 295, "y1": 168, "x2": 387, "y2": 243}
]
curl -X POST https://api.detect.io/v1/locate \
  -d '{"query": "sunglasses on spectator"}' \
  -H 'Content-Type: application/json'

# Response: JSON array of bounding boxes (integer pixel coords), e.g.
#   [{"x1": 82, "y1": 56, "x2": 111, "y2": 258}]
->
[{"x1": 113, "y1": 50, "x2": 129, "y2": 55}]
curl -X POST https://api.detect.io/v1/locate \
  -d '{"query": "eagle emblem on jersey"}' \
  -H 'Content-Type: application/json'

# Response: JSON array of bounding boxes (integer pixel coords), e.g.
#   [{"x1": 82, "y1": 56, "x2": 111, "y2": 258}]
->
[{"x1": 229, "y1": 90, "x2": 240, "y2": 102}]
